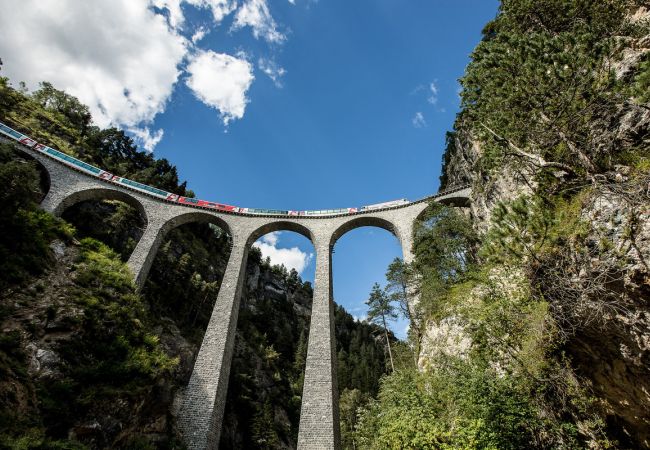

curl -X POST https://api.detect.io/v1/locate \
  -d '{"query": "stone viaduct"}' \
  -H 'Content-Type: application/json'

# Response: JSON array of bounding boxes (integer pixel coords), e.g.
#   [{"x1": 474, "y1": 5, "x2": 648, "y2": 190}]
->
[{"x1": 13, "y1": 141, "x2": 470, "y2": 450}]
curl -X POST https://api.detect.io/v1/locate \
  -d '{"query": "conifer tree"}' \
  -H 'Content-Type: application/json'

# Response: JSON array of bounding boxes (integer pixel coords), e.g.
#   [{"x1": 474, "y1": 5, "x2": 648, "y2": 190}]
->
[{"x1": 365, "y1": 283, "x2": 397, "y2": 372}]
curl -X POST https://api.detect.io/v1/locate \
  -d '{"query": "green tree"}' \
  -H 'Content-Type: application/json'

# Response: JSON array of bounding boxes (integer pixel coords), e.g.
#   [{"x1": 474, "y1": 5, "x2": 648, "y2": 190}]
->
[
  {"x1": 251, "y1": 400, "x2": 280, "y2": 449},
  {"x1": 339, "y1": 388, "x2": 370, "y2": 450},
  {"x1": 365, "y1": 283, "x2": 397, "y2": 372},
  {"x1": 32, "y1": 81, "x2": 92, "y2": 134},
  {"x1": 412, "y1": 203, "x2": 478, "y2": 321},
  {"x1": 384, "y1": 258, "x2": 421, "y2": 360}
]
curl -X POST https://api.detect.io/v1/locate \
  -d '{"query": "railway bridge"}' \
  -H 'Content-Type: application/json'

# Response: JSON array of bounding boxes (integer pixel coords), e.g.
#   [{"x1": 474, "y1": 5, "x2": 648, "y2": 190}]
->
[{"x1": 11, "y1": 139, "x2": 470, "y2": 450}]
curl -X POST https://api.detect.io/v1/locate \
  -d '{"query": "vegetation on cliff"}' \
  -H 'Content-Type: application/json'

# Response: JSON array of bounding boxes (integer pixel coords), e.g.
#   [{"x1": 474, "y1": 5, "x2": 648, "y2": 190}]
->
[{"x1": 356, "y1": 1, "x2": 649, "y2": 449}]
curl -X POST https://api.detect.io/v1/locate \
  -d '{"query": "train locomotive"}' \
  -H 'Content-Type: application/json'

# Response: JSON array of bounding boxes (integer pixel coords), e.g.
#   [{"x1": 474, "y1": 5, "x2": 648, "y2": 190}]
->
[{"x1": 0, "y1": 120, "x2": 409, "y2": 216}]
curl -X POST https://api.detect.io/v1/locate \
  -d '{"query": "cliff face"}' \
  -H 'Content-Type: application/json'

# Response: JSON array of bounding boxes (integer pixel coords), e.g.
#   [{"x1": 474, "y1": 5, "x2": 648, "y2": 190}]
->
[
  {"x1": 0, "y1": 236, "x2": 189, "y2": 448},
  {"x1": 421, "y1": 3, "x2": 650, "y2": 447}
]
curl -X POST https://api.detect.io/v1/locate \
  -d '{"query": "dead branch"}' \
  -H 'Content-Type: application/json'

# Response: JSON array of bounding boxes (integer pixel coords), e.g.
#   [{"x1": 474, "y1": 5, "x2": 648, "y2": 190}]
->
[{"x1": 479, "y1": 122, "x2": 577, "y2": 174}]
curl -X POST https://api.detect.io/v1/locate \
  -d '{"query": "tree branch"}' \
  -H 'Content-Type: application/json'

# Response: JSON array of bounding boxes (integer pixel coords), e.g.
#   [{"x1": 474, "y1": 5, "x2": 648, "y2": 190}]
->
[{"x1": 479, "y1": 122, "x2": 576, "y2": 174}]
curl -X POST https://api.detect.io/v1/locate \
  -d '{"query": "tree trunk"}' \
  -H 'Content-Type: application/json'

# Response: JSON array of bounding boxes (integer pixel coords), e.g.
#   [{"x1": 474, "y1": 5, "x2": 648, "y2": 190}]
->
[{"x1": 381, "y1": 313, "x2": 395, "y2": 372}]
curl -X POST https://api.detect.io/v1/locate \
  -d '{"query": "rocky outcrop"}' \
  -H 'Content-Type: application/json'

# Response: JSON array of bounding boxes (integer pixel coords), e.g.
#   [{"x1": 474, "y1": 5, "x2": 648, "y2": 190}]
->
[
  {"x1": 418, "y1": 316, "x2": 471, "y2": 371},
  {"x1": 551, "y1": 176, "x2": 650, "y2": 447},
  {"x1": 425, "y1": 6, "x2": 650, "y2": 446},
  {"x1": 441, "y1": 127, "x2": 537, "y2": 232}
]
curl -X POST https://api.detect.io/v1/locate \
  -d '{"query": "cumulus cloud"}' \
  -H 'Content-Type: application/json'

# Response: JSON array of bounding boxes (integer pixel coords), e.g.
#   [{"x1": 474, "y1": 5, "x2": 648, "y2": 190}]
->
[
  {"x1": 0, "y1": 0, "x2": 288, "y2": 148},
  {"x1": 186, "y1": 50, "x2": 255, "y2": 126},
  {"x1": 412, "y1": 112, "x2": 427, "y2": 128},
  {"x1": 261, "y1": 231, "x2": 280, "y2": 246},
  {"x1": 0, "y1": 0, "x2": 187, "y2": 135},
  {"x1": 253, "y1": 232, "x2": 312, "y2": 274},
  {"x1": 128, "y1": 127, "x2": 165, "y2": 152},
  {"x1": 258, "y1": 58, "x2": 287, "y2": 87},
  {"x1": 233, "y1": 0, "x2": 286, "y2": 43}
]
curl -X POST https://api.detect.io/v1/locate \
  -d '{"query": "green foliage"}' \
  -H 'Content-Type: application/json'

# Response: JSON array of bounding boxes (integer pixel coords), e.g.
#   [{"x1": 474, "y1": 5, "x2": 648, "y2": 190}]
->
[
  {"x1": 143, "y1": 222, "x2": 230, "y2": 344},
  {"x1": 0, "y1": 67, "x2": 389, "y2": 450},
  {"x1": 336, "y1": 303, "x2": 391, "y2": 449},
  {"x1": 62, "y1": 200, "x2": 145, "y2": 261},
  {"x1": 27, "y1": 238, "x2": 178, "y2": 439},
  {"x1": 0, "y1": 144, "x2": 74, "y2": 290},
  {"x1": 365, "y1": 283, "x2": 397, "y2": 327},
  {"x1": 0, "y1": 429, "x2": 88, "y2": 450},
  {"x1": 413, "y1": 203, "x2": 478, "y2": 321},
  {"x1": 357, "y1": 1, "x2": 647, "y2": 448},
  {"x1": 339, "y1": 388, "x2": 371, "y2": 450},
  {"x1": 414, "y1": 202, "x2": 478, "y2": 280},
  {"x1": 631, "y1": 55, "x2": 650, "y2": 103},
  {"x1": 481, "y1": 195, "x2": 554, "y2": 263},
  {"x1": 355, "y1": 263, "x2": 608, "y2": 449},
  {"x1": 31, "y1": 82, "x2": 92, "y2": 135},
  {"x1": 442, "y1": 0, "x2": 646, "y2": 180},
  {"x1": 335, "y1": 305, "x2": 388, "y2": 396},
  {"x1": 251, "y1": 400, "x2": 280, "y2": 449},
  {"x1": 355, "y1": 367, "x2": 535, "y2": 450},
  {"x1": 482, "y1": 192, "x2": 594, "y2": 273}
]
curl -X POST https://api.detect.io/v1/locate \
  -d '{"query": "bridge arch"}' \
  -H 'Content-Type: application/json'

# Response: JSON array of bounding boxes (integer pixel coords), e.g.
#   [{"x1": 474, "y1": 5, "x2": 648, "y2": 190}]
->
[
  {"x1": 158, "y1": 210, "x2": 233, "y2": 240},
  {"x1": 53, "y1": 186, "x2": 148, "y2": 223},
  {"x1": 55, "y1": 186, "x2": 149, "y2": 263},
  {"x1": 14, "y1": 148, "x2": 51, "y2": 203},
  {"x1": 330, "y1": 216, "x2": 402, "y2": 248},
  {"x1": 245, "y1": 220, "x2": 315, "y2": 248},
  {"x1": 129, "y1": 210, "x2": 234, "y2": 289}
]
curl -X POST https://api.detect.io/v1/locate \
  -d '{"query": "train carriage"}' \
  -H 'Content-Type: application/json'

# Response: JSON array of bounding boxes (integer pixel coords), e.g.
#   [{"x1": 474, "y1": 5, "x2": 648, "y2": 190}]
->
[
  {"x1": 360, "y1": 199, "x2": 408, "y2": 211},
  {"x1": 0, "y1": 120, "x2": 421, "y2": 218}
]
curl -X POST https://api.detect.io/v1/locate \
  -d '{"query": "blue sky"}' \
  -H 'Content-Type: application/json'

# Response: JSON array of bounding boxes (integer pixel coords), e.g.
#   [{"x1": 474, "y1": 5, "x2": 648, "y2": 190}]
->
[{"x1": 0, "y1": 0, "x2": 499, "y2": 338}]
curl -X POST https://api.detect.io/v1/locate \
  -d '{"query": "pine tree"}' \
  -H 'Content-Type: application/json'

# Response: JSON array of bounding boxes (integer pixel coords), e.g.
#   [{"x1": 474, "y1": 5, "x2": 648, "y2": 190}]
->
[
  {"x1": 365, "y1": 283, "x2": 397, "y2": 372},
  {"x1": 385, "y1": 257, "x2": 422, "y2": 359}
]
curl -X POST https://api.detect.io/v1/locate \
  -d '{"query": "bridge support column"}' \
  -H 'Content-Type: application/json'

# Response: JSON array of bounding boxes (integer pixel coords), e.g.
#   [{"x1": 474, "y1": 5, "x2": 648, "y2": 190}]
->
[
  {"x1": 178, "y1": 239, "x2": 248, "y2": 450},
  {"x1": 297, "y1": 240, "x2": 341, "y2": 450},
  {"x1": 400, "y1": 232, "x2": 415, "y2": 265},
  {"x1": 40, "y1": 178, "x2": 82, "y2": 216},
  {"x1": 40, "y1": 190, "x2": 66, "y2": 215},
  {"x1": 127, "y1": 217, "x2": 167, "y2": 290}
]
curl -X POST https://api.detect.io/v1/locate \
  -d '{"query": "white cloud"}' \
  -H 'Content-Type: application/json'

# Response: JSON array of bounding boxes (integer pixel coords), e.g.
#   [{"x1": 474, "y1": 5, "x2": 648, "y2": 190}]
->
[
  {"x1": 186, "y1": 50, "x2": 255, "y2": 125},
  {"x1": 151, "y1": 0, "x2": 186, "y2": 29},
  {"x1": 0, "y1": 0, "x2": 187, "y2": 139},
  {"x1": 128, "y1": 127, "x2": 165, "y2": 152},
  {"x1": 152, "y1": 0, "x2": 236, "y2": 29},
  {"x1": 0, "y1": 0, "x2": 289, "y2": 147},
  {"x1": 253, "y1": 232, "x2": 313, "y2": 274},
  {"x1": 191, "y1": 0, "x2": 238, "y2": 23},
  {"x1": 258, "y1": 58, "x2": 287, "y2": 87},
  {"x1": 261, "y1": 231, "x2": 280, "y2": 246},
  {"x1": 233, "y1": 0, "x2": 286, "y2": 43},
  {"x1": 412, "y1": 112, "x2": 427, "y2": 128},
  {"x1": 191, "y1": 26, "x2": 208, "y2": 43},
  {"x1": 427, "y1": 81, "x2": 439, "y2": 105}
]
